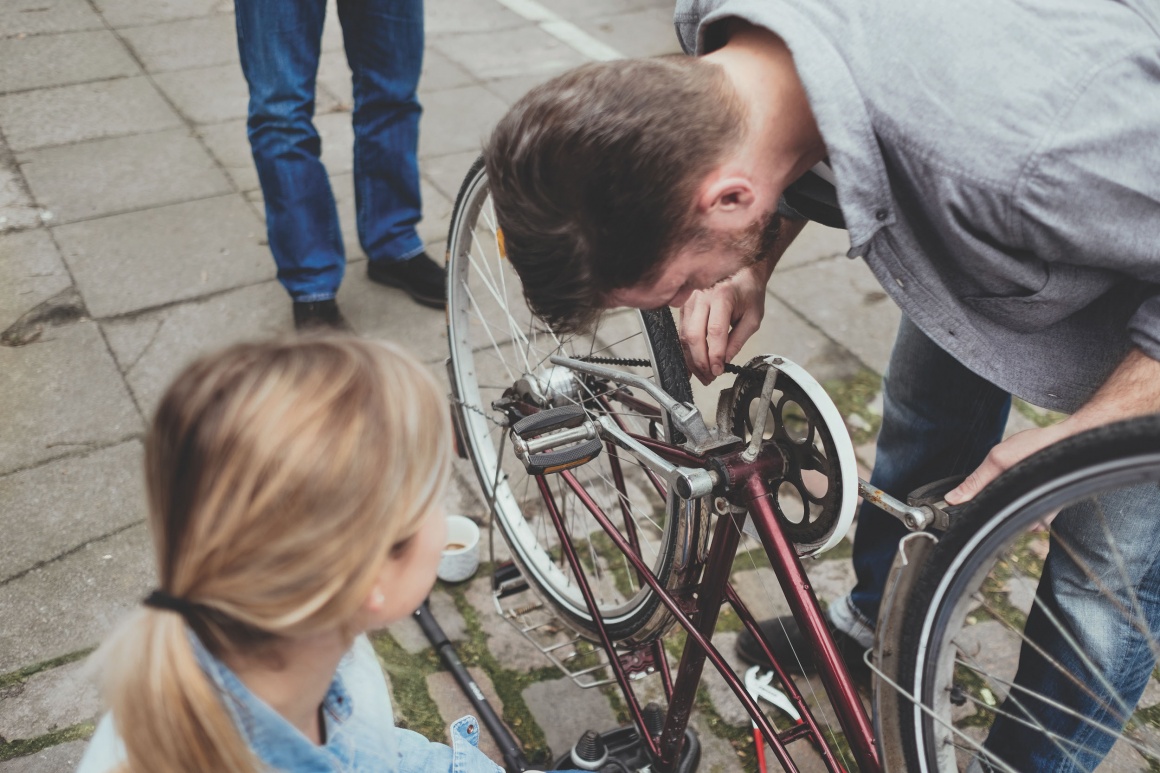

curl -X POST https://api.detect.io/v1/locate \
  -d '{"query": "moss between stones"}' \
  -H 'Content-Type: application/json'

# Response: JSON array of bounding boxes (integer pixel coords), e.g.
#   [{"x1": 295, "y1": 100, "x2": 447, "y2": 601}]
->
[
  {"x1": 440, "y1": 572, "x2": 559, "y2": 767},
  {"x1": 0, "y1": 647, "x2": 95, "y2": 690},
  {"x1": 370, "y1": 630, "x2": 446, "y2": 741},
  {"x1": 0, "y1": 721, "x2": 95, "y2": 762},
  {"x1": 1013, "y1": 398, "x2": 1067, "y2": 429},
  {"x1": 822, "y1": 369, "x2": 883, "y2": 446}
]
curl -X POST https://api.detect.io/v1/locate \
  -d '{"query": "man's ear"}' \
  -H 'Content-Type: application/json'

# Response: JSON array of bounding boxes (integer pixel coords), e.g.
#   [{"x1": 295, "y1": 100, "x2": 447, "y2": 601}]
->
[{"x1": 696, "y1": 170, "x2": 758, "y2": 230}]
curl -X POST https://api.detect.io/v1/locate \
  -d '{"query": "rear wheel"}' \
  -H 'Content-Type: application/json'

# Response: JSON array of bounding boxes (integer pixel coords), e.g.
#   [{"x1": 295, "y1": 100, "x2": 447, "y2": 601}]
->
[
  {"x1": 897, "y1": 415, "x2": 1160, "y2": 771},
  {"x1": 445, "y1": 156, "x2": 701, "y2": 645}
]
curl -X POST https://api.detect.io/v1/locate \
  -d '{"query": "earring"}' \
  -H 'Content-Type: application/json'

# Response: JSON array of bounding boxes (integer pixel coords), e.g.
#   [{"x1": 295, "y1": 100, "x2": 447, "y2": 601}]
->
[{"x1": 374, "y1": 591, "x2": 385, "y2": 606}]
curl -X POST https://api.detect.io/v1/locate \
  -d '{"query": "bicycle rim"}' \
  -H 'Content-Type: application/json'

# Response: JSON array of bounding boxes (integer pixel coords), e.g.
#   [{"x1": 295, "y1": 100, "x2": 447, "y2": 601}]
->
[
  {"x1": 898, "y1": 418, "x2": 1160, "y2": 771},
  {"x1": 445, "y1": 156, "x2": 697, "y2": 644}
]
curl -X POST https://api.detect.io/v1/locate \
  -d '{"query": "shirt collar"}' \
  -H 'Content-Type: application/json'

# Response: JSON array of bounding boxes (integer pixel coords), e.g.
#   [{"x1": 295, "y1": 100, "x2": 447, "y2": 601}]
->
[{"x1": 689, "y1": 0, "x2": 895, "y2": 250}]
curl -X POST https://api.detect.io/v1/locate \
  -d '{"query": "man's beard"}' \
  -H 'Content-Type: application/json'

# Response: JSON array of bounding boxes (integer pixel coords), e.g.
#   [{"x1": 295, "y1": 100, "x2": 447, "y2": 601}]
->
[{"x1": 725, "y1": 207, "x2": 782, "y2": 267}]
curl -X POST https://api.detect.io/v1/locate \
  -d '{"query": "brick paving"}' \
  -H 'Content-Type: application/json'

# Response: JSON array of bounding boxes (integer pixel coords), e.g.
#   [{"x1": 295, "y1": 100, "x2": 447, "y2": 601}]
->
[{"x1": 0, "y1": 0, "x2": 1126, "y2": 771}]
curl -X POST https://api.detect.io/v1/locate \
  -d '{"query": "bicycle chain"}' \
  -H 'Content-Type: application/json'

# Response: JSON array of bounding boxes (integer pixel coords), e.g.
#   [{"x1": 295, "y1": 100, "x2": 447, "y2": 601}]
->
[{"x1": 577, "y1": 355, "x2": 759, "y2": 376}]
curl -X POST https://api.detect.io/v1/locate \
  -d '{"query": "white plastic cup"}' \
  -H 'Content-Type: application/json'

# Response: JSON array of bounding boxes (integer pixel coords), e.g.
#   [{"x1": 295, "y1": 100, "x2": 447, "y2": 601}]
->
[{"x1": 438, "y1": 514, "x2": 481, "y2": 583}]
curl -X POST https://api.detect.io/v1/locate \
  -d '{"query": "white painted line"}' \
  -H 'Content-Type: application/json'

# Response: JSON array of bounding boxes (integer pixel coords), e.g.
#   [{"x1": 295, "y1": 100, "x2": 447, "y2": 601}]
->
[{"x1": 494, "y1": 0, "x2": 625, "y2": 62}]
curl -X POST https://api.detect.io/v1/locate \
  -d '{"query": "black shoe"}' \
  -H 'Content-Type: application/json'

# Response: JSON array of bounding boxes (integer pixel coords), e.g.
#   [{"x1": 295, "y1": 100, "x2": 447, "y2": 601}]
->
[
  {"x1": 292, "y1": 299, "x2": 350, "y2": 332},
  {"x1": 736, "y1": 614, "x2": 871, "y2": 687},
  {"x1": 366, "y1": 252, "x2": 446, "y2": 308}
]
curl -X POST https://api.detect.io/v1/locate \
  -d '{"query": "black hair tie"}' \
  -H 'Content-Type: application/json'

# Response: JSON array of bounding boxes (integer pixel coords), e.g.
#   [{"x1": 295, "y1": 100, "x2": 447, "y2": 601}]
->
[{"x1": 142, "y1": 589, "x2": 201, "y2": 619}]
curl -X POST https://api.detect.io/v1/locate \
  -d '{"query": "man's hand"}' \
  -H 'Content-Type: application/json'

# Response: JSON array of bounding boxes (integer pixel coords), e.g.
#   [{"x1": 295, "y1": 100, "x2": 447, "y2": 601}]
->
[
  {"x1": 946, "y1": 348, "x2": 1160, "y2": 505},
  {"x1": 678, "y1": 264, "x2": 769, "y2": 384}
]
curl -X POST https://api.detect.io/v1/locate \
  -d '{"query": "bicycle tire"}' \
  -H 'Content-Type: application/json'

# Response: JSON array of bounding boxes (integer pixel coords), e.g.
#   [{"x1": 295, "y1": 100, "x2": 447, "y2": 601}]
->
[
  {"x1": 895, "y1": 414, "x2": 1160, "y2": 771},
  {"x1": 445, "y1": 155, "x2": 696, "y2": 645}
]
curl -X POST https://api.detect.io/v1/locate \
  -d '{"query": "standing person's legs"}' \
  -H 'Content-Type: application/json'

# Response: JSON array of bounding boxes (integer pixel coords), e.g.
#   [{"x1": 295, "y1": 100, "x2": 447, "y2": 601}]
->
[
  {"x1": 983, "y1": 483, "x2": 1160, "y2": 770},
  {"x1": 848, "y1": 316, "x2": 1012, "y2": 627},
  {"x1": 235, "y1": 0, "x2": 345, "y2": 304},
  {"x1": 338, "y1": 0, "x2": 444, "y2": 308}
]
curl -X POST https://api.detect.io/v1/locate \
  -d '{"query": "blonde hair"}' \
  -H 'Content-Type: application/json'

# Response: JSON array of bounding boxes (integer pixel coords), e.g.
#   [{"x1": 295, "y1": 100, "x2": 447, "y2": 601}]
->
[{"x1": 96, "y1": 336, "x2": 451, "y2": 772}]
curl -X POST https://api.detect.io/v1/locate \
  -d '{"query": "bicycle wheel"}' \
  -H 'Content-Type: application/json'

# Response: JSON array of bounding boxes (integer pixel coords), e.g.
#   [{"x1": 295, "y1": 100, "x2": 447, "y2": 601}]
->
[
  {"x1": 445, "y1": 155, "x2": 700, "y2": 645},
  {"x1": 896, "y1": 415, "x2": 1160, "y2": 771}
]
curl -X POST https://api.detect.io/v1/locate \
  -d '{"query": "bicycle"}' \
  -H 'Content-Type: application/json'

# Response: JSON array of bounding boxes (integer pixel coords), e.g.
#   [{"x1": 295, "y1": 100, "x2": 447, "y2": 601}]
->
[{"x1": 444, "y1": 154, "x2": 1160, "y2": 772}]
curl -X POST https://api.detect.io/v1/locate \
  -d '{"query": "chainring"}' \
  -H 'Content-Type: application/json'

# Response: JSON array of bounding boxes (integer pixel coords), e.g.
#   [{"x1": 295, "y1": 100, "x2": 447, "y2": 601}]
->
[{"x1": 725, "y1": 356, "x2": 858, "y2": 555}]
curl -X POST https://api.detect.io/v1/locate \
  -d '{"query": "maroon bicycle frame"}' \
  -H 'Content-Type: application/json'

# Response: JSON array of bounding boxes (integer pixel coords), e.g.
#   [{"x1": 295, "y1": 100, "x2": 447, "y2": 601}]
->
[{"x1": 534, "y1": 438, "x2": 881, "y2": 773}]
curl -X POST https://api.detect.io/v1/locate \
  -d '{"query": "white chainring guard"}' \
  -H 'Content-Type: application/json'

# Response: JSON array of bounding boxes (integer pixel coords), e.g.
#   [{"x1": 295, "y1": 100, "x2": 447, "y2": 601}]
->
[{"x1": 738, "y1": 355, "x2": 859, "y2": 557}]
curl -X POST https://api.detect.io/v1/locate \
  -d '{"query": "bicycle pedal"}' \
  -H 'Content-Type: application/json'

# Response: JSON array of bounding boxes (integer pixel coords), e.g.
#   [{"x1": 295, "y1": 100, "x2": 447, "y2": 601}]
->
[
  {"x1": 492, "y1": 561, "x2": 529, "y2": 598},
  {"x1": 510, "y1": 404, "x2": 603, "y2": 475}
]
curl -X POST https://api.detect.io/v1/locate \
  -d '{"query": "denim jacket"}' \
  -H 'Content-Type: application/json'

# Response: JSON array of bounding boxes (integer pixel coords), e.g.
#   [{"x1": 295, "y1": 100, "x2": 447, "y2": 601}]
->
[{"x1": 76, "y1": 633, "x2": 504, "y2": 773}]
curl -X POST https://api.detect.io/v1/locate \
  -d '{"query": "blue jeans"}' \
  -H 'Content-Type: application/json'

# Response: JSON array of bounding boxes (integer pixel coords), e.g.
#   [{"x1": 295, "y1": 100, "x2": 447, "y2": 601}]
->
[
  {"x1": 856, "y1": 317, "x2": 1160, "y2": 768},
  {"x1": 235, "y1": 0, "x2": 425, "y2": 302}
]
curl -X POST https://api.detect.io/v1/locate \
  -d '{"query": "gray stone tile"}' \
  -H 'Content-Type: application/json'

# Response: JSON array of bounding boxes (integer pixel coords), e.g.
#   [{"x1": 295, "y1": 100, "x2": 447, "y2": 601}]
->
[
  {"x1": 729, "y1": 567, "x2": 792, "y2": 622},
  {"x1": 94, "y1": 0, "x2": 232, "y2": 29},
  {"x1": 197, "y1": 118, "x2": 256, "y2": 191},
  {"x1": 153, "y1": 63, "x2": 253, "y2": 125},
  {"x1": 686, "y1": 293, "x2": 864, "y2": 416},
  {"x1": 0, "y1": 322, "x2": 141, "y2": 476},
  {"x1": 336, "y1": 259, "x2": 451, "y2": 365},
  {"x1": 0, "y1": 0, "x2": 101, "y2": 38},
  {"x1": 0, "y1": 30, "x2": 138, "y2": 95},
  {"x1": 0, "y1": 77, "x2": 182, "y2": 152},
  {"x1": 426, "y1": 0, "x2": 525, "y2": 35},
  {"x1": 18, "y1": 129, "x2": 231, "y2": 225},
  {"x1": 534, "y1": 0, "x2": 665, "y2": 19},
  {"x1": 120, "y1": 14, "x2": 239, "y2": 73},
  {"x1": 0, "y1": 228, "x2": 71, "y2": 335},
  {"x1": 53, "y1": 194, "x2": 271, "y2": 317},
  {"x1": 780, "y1": 221, "x2": 851, "y2": 270},
  {"x1": 521, "y1": 676, "x2": 618, "y2": 757},
  {"x1": 0, "y1": 740, "x2": 88, "y2": 773},
  {"x1": 771, "y1": 256, "x2": 902, "y2": 375},
  {"x1": 0, "y1": 154, "x2": 44, "y2": 232},
  {"x1": 418, "y1": 86, "x2": 508, "y2": 158},
  {"x1": 420, "y1": 150, "x2": 479, "y2": 201},
  {"x1": 101, "y1": 281, "x2": 291, "y2": 414},
  {"x1": 419, "y1": 177, "x2": 454, "y2": 248},
  {"x1": 481, "y1": 70, "x2": 567, "y2": 106},
  {"x1": 0, "y1": 660, "x2": 100, "y2": 740},
  {"x1": 463, "y1": 575, "x2": 547, "y2": 671},
  {"x1": 432, "y1": 26, "x2": 588, "y2": 81},
  {"x1": 578, "y1": 8, "x2": 683, "y2": 58},
  {"x1": 425, "y1": 667, "x2": 508, "y2": 761},
  {"x1": 0, "y1": 441, "x2": 144, "y2": 582},
  {"x1": 420, "y1": 49, "x2": 477, "y2": 94},
  {"x1": 0, "y1": 522, "x2": 154, "y2": 673}
]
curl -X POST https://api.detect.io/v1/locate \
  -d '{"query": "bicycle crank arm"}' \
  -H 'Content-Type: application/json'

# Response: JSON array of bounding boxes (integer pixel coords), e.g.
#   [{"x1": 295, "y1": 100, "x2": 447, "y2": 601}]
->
[
  {"x1": 595, "y1": 415, "x2": 718, "y2": 499},
  {"x1": 857, "y1": 479, "x2": 949, "y2": 531}
]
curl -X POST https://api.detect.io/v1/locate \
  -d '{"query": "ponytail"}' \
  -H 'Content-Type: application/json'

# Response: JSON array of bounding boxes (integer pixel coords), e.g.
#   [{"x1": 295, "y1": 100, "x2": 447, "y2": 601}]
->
[{"x1": 99, "y1": 609, "x2": 258, "y2": 773}]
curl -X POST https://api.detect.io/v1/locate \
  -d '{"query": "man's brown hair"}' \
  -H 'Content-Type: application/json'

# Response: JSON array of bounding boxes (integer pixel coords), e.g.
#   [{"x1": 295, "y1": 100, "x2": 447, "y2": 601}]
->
[{"x1": 484, "y1": 56, "x2": 744, "y2": 332}]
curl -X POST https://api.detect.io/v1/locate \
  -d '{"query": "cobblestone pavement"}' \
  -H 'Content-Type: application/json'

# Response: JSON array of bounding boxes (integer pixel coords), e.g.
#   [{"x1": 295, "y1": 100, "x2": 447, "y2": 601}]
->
[{"x1": 1, "y1": 0, "x2": 1147, "y2": 771}]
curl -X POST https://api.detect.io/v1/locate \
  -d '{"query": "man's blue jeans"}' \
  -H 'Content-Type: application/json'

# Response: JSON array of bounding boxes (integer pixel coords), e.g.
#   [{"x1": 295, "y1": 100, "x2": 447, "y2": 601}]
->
[
  {"x1": 235, "y1": 0, "x2": 425, "y2": 302},
  {"x1": 855, "y1": 316, "x2": 1160, "y2": 768}
]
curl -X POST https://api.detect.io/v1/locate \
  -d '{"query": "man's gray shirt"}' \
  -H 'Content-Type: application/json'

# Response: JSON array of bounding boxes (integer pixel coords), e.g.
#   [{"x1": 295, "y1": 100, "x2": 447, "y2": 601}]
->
[{"x1": 675, "y1": 0, "x2": 1160, "y2": 413}]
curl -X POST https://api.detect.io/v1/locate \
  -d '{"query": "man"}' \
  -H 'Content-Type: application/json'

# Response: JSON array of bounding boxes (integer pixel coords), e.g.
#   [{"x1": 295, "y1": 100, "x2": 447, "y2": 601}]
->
[
  {"x1": 235, "y1": 0, "x2": 446, "y2": 331},
  {"x1": 483, "y1": 0, "x2": 1160, "y2": 767}
]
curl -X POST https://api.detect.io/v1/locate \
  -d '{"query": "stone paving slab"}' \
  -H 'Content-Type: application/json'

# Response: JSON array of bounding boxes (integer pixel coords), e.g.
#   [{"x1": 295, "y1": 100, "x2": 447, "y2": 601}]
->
[
  {"x1": 481, "y1": 71, "x2": 569, "y2": 106},
  {"x1": 418, "y1": 85, "x2": 510, "y2": 159},
  {"x1": 53, "y1": 193, "x2": 271, "y2": 318},
  {"x1": 0, "y1": 0, "x2": 102, "y2": 38},
  {"x1": 0, "y1": 739, "x2": 86, "y2": 772},
  {"x1": 93, "y1": 0, "x2": 231, "y2": 29},
  {"x1": 100, "y1": 280, "x2": 290, "y2": 414},
  {"x1": 432, "y1": 26, "x2": 589, "y2": 82},
  {"x1": 0, "y1": 440, "x2": 145, "y2": 582},
  {"x1": 0, "y1": 321, "x2": 141, "y2": 476},
  {"x1": 779, "y1": 222, "x2": 851, "y2": 271},
  {"x1": 152, "y1": 63, "x2": 260, "y2": 126},
  {"x1": 119, "y1": 14, "x2": 239, "y2": 74},
  {"x1": 426, "y1": 0, "x2": 525, "y2": 36},
  {"x1": 421, "y1": 150, "x2": 480, "y2": 201},
  {"x1": 18, "y1": 129, "x2": 231, "y2": 225},
  {"x1": 0, "y1": 228, "x2": 71, "y2": 334},
  {"x1": 0, "y1": 659, "x2": 100, "y2": 741},
  {"x1": 521, "y1": 676, "x2": 618, "y2": 759},
  {"x1": 386, "y1": 588, "x2": 468, "y2": 656},
  {"x1": 0, "y1": 156, "x2": 44, "y2": 233},
  {"x1": 0, "y1": 30, "x2": 139, "y2": 95},
  {"x1": 426, "y1": 667, "x2": 508, "y2": 762},
  {"x1": 0, "y1": 77, "x2": 182, "y2": 153},
  {"x1": 579, "y1": 8, "x2": 686, "y2": 58},
  {"x1": 772, "y1": 256, "x2": 902, "y2": 375},
  {"x1": 0, "y1": 522, "x2": 153, "y2": 673}
]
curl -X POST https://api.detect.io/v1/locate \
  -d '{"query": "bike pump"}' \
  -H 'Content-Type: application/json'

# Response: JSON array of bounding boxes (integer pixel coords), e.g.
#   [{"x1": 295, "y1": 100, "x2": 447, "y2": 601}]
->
[{"x1": 414, "y1": 599, "x2": 532, "y2": 773}]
